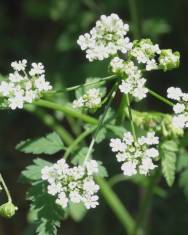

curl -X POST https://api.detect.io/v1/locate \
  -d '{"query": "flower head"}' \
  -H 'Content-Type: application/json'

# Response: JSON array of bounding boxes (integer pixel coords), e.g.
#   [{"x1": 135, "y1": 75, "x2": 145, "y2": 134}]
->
[
  {"x1": 167, "y1": 87, "x2": 188, "y2": 129},
  {"x1": 77, "y1": 14, "x2": 132, "y2": 61},
  {"x1": 110, "y1": 131, "x2": 159, "y2": 176},
  {"x1": 41, "y1": 159, "x2": 100, "y2": 210},
  {"x1": 0, "y1": 60, "x2": 52, "y2": 110},
  {"x1": 73, "y1": 88, "x2": 102, "y2": 109}
]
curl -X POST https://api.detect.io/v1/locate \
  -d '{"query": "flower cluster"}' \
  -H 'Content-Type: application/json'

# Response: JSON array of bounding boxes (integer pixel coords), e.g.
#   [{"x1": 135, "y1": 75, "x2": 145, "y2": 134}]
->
[
  {"x1": 0, "y1": 60, "x2": 52, "y2": 110},
  {"x1": 110, "y1": 59, "x2": 148, "y2": 100},
  {"x1": 73, "y1": 88, "x2": 102, "y2": 109},
  {"x1": 159, "y1": 49, "x2": 180, "y2": 71},
  {"x1": 41, "y1": 159, "x2": 100, "y2": 209},
  {"x1": 130, "y1": 39, "x2": 161, "y2": 71},
  {"x1": 110, "y1": 131, "x2": 159, "y2": 176},
  {"x1": 131, "y1": 110, "x2": 183, "y2": 138},
  {"x1": 77, "y1": 13, "x2": 132, "y2": 61},
  {"x1": 167, "y1": 87, "x2": 188, "y2": 129}
]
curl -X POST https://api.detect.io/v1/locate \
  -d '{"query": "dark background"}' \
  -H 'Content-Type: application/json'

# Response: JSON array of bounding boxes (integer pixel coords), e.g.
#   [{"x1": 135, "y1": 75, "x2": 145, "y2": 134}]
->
[{"x1": 0, "y1": 0, "x2": 188, "y2": 234}]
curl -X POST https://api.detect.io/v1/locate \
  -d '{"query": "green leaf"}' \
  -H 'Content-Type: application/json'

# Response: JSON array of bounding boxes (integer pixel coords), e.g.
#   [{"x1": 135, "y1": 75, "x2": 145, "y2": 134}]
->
[
  {"x1": 95, "y1": 127, "x2": 107, "y2": 143},
  {"x1": 16, "y1": 132, "x2": 64, "y2": 155},
  {"x1": 69, "y1": 203, "x2": 87, "y2": 222},
  {"x1": 161, "y1": 141, "x2": 177, "y2": 186},
  {"x1": 107, "y1": 125, "x2": 127, "y2": 138},
  {"x1": 20, "y1": 158, "x2": 52, "y2": 182},
  {"x1": 97, "y1": 161, "x2": 108, "y2": 178},
  {"x1": 161, "y1": 140, "x2": 178, "y2": 152},
  {"x1": 27, "y1": 181, "x2": 65, "y2": 235},
  {"x1": 72, "y1": 147, "x2": 90, "y2": 165},
  {"x1": 36, "y1": 219, "x2": 60, "y2": 235}
]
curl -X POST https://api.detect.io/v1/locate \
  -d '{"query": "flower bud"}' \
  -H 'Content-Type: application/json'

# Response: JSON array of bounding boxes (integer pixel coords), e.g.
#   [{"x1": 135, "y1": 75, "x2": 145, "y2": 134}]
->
[
  {"x1": 0, "y1": 202, "x2": 18, "y2": 218},
  {"x1": 159, "y1": 49, "x2": 180, "y2": 71}
]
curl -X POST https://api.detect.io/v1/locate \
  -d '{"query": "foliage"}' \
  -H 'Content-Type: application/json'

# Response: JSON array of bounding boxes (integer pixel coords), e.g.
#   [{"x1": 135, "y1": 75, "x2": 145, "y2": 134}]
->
[
  {"x1": 16, "y1": 132, "x2": 64, "y2": 155},
  {"x1": 0, "y1": 1, "x2": 188, "y2": 235}
]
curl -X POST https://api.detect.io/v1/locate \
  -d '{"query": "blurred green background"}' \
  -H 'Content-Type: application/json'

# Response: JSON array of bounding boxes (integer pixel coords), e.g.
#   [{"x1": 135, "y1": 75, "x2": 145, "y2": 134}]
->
[{"x1": 0, "y1": 0, "x2": 188, "y2": 234}]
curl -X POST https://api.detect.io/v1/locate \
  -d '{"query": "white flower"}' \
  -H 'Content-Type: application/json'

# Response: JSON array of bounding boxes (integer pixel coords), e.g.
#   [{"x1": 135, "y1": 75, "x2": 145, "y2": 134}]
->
[
  {"x1": 121, "y1": 161, "x2": 137, "y2": 176},
  {"x1": 119, "y1": 80, "x2": 132, "y2": 94},
  {"x1": 41, "y1": 158, "x2": 100, "y2": 210},
  {"x1": 182, "y1": 93, "x2": 188, "y2": 102},
  {"x1": 8, "y1": 93, "x2": 24, "y2": 110},
  {"x1": 145, "y1": 148, "x2": 159, "y2": 158},
  {"x1": 83, "y1": 195, "x2": 99, "y2": 209},
  {"x1": 117, "y1": 61, "x2": 148, "y2": 101},
  {"x1": 29, "y1": 62, "x2": 45, "y2": 76},
  {"x1": 0, "y1": 81, "x2": 13, "y2": 96},
  {"x1": 173, "y1": 103, "x2": 185, "y2": 114},
  {"x1": 56, "y1": 192, "x2": 69, "y2": 208},
  {"x1": 77, "y1": 14, "x2": 131, "y2": 61},
  {"x1": 123, "y1": 132, "x2": 134, "y2": 145},
  {"x1": 83, "y1": 179, "x2": 99, "y2": 194},
  {"x1": 110, "y1": 57, "x2": 124, "y2": 73},
  {"x1": 0, "y1": 60, "x2": 52, "y2": 110},
  {"x1": 73, "y1": 97, "x2": 84, "y2": 108},
  {"x1": 144, "y1": 132, "x2": 159, "y2": 145},
  {"x1": 172, "y1": 114, "x2": 188, "y2": 129},
  {"x1": 146, "y1": 59, "x2": 158, "y2": 71},
  {"x1": 9, "y1": 71, "x2": 24, "y2": 83},
  {"x1": 73, "y1": 88, "x2": 102, "y2": 109},
  {"x1": 34, "y1": 75, "x2": 52, "y2": 92},
  {"x1": 70, "y1": 191, "x2": 82, "y2": 203},
  {"x1": 130, "y1": 39, "x2": 161, "y2": 68},
  {"x1": 139, "y1": 158, "x2": 157, "y2": 175},
  {"x1": 167, "y1": 87, "x2": 182, "y2": 101},
  {"x1": 110, "y1": 138, "x2": 126, "y2": 152},
  {"x1": 116, "y1": 152, "x2": 126, "y2": 162},
  {"x1": 48, "y1": 183, "x2": 62, "y2": 196},
  {"x1": 167, "y1": 87, "x2": 188, "y2": 129},
  {"x1": 110, "y1": 131, "x2": 159, "y2": 176},
  {"x1": 85, "y1": 160, "x2": 98, "y2": 175},
  {"x1": 11, "y1": 59, "x2": 27, "y2": 71}
]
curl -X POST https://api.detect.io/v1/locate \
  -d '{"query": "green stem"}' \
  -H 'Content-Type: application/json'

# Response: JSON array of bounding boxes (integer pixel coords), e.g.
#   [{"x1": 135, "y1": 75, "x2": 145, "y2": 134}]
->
[
  {"x1": 33, "y1": 99, "x2": 98, "y2": 125},
  {"x1": 126, "y1": 94, "x2": 137, "y2": 142},
  {"x1": 96, "y1": 176, "x2": 135, "y2": 235},
  {"x1": 108, "y1": 174, "x2": 166, "y2": 198},
  {"x1": 133, "y1": 170, "x2": 161, "y2": 235},
  {"x1": 64, "y1": 127, "x2": 95, "y2": 159},
  {"x1": 0, "y1": 173, "x2": 12, "y2": 202},
  {"x1": 116, "y1": 95, "x2": 128, "y2": 124},
  {"x1": 48, "y1": 75, "x2": 117, "y2": 94},
  {"x1": 84, "y1": 81, "x2": 119, "y2": 163},
  {"x1": 128, "y1": 0, "x2": 142, "y2": 39},
  {"x1": 24, "y1": 106, "x2": 73, "y2": 145},
  {"x1": 148, "y1": 89, "x2": 174, "y2": 107}
]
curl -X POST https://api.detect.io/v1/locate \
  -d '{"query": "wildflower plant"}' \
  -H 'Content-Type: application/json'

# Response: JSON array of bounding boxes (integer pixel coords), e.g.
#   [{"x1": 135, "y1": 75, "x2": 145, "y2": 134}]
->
[{"x1": 0, "y1": 12, "x2": 187, "y2": 235}]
